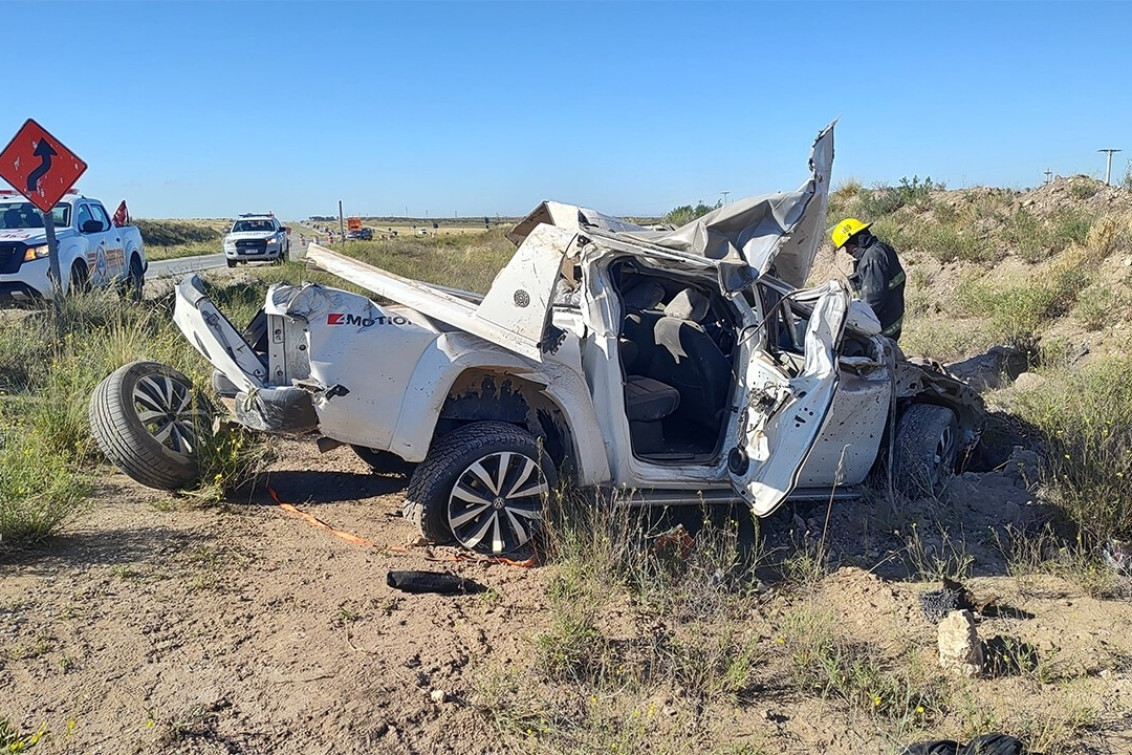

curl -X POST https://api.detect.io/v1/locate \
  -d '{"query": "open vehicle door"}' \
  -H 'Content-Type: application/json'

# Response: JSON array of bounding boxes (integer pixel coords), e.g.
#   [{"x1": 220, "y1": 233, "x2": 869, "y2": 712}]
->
[{"x1": 729, "y1": 281, "x2": 850, "y2": 516}]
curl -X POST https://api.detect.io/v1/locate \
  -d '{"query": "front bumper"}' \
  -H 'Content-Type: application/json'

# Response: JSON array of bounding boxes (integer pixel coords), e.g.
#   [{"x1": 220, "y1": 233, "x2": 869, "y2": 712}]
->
[{"x1": 0, "y1": 261, "x2": 52, "y2": 301}]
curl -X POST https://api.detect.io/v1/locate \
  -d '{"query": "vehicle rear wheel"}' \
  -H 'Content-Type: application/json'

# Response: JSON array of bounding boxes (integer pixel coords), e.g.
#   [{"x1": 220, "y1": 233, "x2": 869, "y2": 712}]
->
[
  {"x1": 89, "y1": 361, "x2": 212, "y2": 490},
  {"x1": 893, "y1": 404, "x2": 959, "y2": 497},
  {"x1": 404, "y1": 422, "x2": 556, "y2": 555},
  {"x1": 350, "y1": 445, "x2": 416, "y2": 476},
  {"x1": 123, "y1": 255, "x2": 144, "y2": 301}
]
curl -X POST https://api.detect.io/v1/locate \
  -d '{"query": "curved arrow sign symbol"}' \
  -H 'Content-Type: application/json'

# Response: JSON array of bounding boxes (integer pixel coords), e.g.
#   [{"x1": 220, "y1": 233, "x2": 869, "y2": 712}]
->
[{"x1": 26, "y1": 139, "x2": 57, "y2": 193}]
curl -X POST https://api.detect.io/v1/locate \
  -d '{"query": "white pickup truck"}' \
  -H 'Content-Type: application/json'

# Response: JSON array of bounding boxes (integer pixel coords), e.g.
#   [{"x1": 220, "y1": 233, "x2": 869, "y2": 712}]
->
[{"x1": 0, "y1": 189, "x2": 146, "y2": 301}]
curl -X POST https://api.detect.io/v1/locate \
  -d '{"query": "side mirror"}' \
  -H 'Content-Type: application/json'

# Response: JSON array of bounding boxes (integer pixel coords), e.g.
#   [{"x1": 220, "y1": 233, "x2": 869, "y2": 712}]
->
[{"x1": 81, "y1": 219, "x2": 104, "y2": 233}]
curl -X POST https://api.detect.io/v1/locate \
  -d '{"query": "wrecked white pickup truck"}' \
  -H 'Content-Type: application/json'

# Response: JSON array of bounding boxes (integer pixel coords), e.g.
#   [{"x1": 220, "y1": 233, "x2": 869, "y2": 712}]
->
[{"x1": 90, "y1": 124, "x2": 982, "y2": 555}]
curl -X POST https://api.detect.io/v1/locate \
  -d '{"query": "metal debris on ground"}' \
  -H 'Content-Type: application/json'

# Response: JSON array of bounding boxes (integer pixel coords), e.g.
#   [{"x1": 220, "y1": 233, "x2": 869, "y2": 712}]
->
[
  {"x1": 900, "y1": 732, "x2": 1028, "y2": 755},
  {"x1": 918, "y1": 576, "x2": 976, "y2": 623},
  {"x1": 386, "y1": 570, "x2": 486, "y2": 595}
]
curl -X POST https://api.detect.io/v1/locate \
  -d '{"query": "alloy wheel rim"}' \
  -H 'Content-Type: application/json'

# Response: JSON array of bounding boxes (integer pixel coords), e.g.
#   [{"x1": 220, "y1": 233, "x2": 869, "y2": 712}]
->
[
  {"x1": 447, "y1": 451, "x2": 547, "y2": 554},
  {"x1": 132, "y1": 374, "x2": 203, "y2": 455},
  {"x1": 931, "y1": 424, "x2": 956, "y2": 486}
]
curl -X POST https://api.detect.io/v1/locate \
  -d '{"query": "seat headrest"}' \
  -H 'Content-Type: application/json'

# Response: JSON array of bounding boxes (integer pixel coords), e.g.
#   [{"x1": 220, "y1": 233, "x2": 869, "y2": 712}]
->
[
  {"x1": 664, "y1": 288, "x2": 709, "y2": 321},
  {"x1": 621, "y1": 279, "x2": 665, "y2": 311}
]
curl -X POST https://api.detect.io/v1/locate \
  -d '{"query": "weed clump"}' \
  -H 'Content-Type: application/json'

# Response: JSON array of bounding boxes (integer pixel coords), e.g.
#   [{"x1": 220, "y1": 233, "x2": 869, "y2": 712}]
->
[{"x1": 1006, "y1": 357, "x2": 1132, "y2": 544}]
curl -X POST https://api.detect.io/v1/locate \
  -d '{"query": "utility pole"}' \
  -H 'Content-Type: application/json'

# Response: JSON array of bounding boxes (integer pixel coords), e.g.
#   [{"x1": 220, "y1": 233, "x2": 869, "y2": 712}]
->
[
  {"x1": 338, "y1": 200, "x2": 345, "y2": 249},
  {"x1": 1044, "y1": 169, "x2": 1052, "y2": 185},
  {"x1": 720, "y1": 190, "x2": 730, "y2": 206},
  {"x1": 1099, "y1": 148, "x2": 1122, "y2": 185}
]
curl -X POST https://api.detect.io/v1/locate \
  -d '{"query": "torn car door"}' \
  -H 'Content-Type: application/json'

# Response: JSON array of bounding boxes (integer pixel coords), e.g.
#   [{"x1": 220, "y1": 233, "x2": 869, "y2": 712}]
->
[
  {"x1": 729, "y1": 280, "x2": 849, "y2": 517},
  {"x1": 173, "y1": 275, "x2": 267, "y2": 392},
  {"x1": 305, "y1": 221, "x2": 576, "y2": 362}
]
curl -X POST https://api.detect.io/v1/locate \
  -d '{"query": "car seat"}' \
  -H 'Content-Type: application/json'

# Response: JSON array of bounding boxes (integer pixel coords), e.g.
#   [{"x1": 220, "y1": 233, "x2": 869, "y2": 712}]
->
[{"x1": 651, "y1": 288, "x2": 732, "y2": 432}]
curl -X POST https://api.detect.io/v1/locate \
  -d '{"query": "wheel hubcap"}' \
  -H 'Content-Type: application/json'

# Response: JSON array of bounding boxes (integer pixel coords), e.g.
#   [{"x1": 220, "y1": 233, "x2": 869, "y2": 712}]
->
[
  {"x1": 132, "y1": 374, "x2": 204, "y2": 455},
  {"x1": 447, "y1": 451, "x2": 547, "y2": 555}
]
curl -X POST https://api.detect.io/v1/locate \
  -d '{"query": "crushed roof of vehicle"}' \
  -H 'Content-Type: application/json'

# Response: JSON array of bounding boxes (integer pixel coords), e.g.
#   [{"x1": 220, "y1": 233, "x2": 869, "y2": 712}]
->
[{"x1": 507, "y1": 121, "x2": 835, "y2": 291}]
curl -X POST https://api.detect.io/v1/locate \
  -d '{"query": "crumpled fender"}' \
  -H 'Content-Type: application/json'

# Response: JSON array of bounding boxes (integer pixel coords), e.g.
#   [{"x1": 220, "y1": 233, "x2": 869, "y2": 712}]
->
[{"x1": 233, "y1": 386, "x2": 319, "y2": 435}]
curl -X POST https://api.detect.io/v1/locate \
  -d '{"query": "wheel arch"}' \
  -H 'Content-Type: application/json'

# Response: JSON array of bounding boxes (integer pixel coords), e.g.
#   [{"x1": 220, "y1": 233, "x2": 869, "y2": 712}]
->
[
  {"x1": 432, "y1": 368, "x2": 577, "y2": 477},
  {"x1": 387, "y1": 336, "x2": 609, "y2": 485}
]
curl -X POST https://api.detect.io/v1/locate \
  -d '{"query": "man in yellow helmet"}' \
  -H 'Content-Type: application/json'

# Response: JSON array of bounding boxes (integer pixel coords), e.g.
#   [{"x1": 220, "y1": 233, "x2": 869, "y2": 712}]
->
[{"x1": 830, "y1": 218, "x2": 906, "y2": 341}]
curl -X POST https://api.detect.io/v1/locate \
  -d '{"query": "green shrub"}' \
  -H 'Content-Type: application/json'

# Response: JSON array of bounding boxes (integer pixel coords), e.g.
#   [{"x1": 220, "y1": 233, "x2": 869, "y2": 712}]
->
[
  {"x1": 780, "y1": 605, "x2": 940, "y2": 721},
  {"x1": 664, "y1": 201, "x2": 719, "y2": 227},
  {"x1": 134, "y1": 219, "x2": 221, "y2": 246},
  {"x1": 1002, "y1": 207, "x2": 1094, "y2": 263},
  {"x1": 1072, "y1": 283, "x2": 1130, "y2": 332},
  {"x1": 1067, "y1": 178, "x2": 1101, "y2": 200},
  {"x1": 0, "y1": 426, "x2": 89, "y2": 551},
  {"x1": 858, "y1": 176, "x2": 944, "y2": 217},
  {"x1": 1006, "y1": 357, "x2": 1132, "y2": 542}
]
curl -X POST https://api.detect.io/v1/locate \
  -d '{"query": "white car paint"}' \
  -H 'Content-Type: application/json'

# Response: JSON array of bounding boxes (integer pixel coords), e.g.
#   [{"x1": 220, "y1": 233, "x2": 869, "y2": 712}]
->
[
  {"x1": 222, "y1": 214, "x2": 289, "y2": 264},
  {"x1": 172, "y1": 123, "x2": 982, "y2": 520},
  {"x1": 0, "y1": 191, "x2": 145, "y2": 300}
]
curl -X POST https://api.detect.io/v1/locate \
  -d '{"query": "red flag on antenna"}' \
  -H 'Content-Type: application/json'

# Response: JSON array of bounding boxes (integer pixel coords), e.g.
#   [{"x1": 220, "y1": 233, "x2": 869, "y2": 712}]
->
[{"x1": 112, "y1": 200, "x2": 129, "y2": 227}]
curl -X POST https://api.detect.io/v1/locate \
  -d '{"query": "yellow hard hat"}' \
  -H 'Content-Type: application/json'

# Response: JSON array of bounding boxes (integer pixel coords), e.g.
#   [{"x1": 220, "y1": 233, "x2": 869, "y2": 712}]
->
[{"x1": 830, "y1": 217, "x2": 871, "y2": 250}]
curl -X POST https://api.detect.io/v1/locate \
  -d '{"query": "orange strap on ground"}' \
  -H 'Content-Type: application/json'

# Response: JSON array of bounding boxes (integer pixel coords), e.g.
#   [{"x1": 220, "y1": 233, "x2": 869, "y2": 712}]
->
[
  {"x1": 267, "y1": 485, "x2": 375, "y2": 547},
  {"x1": 265, "y1": 485, "x2": 536, "y2": 566}
]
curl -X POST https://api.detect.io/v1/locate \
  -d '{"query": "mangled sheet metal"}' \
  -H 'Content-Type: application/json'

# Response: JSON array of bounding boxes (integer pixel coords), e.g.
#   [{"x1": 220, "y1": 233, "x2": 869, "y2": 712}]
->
[
  {"x1": 624, "y1": 122, "x2": 834, "y2": 291},
  {"x1": 305, "y1": 222, "x2": 582, "y2": 363}
]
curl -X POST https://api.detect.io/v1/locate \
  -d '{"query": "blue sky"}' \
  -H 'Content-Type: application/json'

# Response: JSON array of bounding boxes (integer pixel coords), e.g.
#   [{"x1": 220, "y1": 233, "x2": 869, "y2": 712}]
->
[{"x1": 4, "y1": 1, "x2": 1130, "y2": 220}]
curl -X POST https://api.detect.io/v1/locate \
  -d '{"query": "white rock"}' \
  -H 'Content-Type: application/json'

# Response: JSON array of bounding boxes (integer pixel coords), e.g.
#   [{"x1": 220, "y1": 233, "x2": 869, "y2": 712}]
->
[
  {"x1": 938, "y1": 609, "x2": 983, "y2": 678},
  {"x1": 430, "y1": 689, "x2": 447, "y2": 704}
]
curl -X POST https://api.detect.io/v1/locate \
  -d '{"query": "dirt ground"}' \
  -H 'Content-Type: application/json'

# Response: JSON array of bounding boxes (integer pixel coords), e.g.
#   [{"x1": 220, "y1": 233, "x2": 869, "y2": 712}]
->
[{"x1": 3, "y1": 434, "x2": 1132, "y2": 754}]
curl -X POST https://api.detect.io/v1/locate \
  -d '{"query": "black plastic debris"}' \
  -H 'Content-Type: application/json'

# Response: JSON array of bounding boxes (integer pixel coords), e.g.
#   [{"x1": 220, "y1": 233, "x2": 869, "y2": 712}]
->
[
  {"x1": 386, "y1": 570, "x2": 486, "y2": 595},
  {"x1": 918, "y1": 576, "x2": 976, "y2": 623},
  {"x1": 901, "y1": 733, "x2": 1028, "y2": 755}
]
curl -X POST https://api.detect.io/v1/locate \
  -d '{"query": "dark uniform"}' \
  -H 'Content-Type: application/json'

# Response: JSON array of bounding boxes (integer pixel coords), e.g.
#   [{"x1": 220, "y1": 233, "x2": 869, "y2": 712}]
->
[{"x1": 847, "y1": 233, "x2": 906, "y2": 341}]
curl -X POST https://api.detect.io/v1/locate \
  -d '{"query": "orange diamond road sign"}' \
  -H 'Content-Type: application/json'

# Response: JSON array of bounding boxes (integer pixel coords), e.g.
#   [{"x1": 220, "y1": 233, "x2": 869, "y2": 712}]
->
[{"x1": 0, "y1": 119, "x2": 87, "y2": 213}]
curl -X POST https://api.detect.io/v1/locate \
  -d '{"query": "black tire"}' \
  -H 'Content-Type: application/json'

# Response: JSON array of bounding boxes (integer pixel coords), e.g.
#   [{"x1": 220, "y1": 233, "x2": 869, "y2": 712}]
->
[
  {"x1": 893, "y1": 404, "x2": 959, "y2": 496},
  {"x1": 69, "y1": 261, "x2": 89, "y2": 294},
  {"x1": 89, "y1": 361, "x2": 211, "y2": 490},
  {"x1": 123, "y1": 255, "x2": 144, "y2": 301},
  {"x1": 404, "y1": 421, "x2": 556, "y2": 555},
  {"x1": 226, "y1": 259, "x2": 237, "y2": 268},
  {"x1": 350, "y1": 445, "x2": 416, "y2": 476}
]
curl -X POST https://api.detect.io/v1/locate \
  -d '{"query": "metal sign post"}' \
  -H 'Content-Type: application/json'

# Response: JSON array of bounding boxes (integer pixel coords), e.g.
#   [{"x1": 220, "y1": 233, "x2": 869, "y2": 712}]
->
[{"x1": 44, "y1": 210, "x2": 62, "y2": 305}]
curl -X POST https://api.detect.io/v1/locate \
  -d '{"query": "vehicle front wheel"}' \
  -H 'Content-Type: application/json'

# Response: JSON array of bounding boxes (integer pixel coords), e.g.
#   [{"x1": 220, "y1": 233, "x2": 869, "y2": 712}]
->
[
  {"x1": 226, "y1": 259, "x2": 237, "y2": 268},
  {"x1": 69, "y1": 261, "x2": 89, "y2": 294},
  {"x1": 404, "y1": 422, "x2": 556, "y2": 555},
  {"x1": 89, "y1": 361, "x2": 212, "y2": 490},
  {"x1": 893, "y1": 404, "x2": 959, "y2": 497}
]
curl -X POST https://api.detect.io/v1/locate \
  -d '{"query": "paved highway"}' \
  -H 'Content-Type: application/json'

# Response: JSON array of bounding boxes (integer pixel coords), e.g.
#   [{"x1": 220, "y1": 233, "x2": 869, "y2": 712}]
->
[{"x1": 147, "y1": 248, "x2": 303, "y2": 280}]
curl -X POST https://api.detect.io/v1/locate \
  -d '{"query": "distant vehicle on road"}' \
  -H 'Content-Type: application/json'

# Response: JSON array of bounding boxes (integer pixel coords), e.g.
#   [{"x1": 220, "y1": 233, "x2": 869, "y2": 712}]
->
[
  {"x1": 346, "y1": 228, "x2": 373, "y2": 241},
  {"x1": 0, "y1": 189, "x2": 146, "y2": 301},
  {"x1": 222, "y1": 213, "x2": 289, "y2": 267}
]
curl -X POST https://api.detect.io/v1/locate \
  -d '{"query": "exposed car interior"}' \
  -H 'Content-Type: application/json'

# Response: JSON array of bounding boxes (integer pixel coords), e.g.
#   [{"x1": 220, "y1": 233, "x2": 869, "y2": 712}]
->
[{"x1": 611, "y1": 260, "x2": 739, "y2": 461}]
